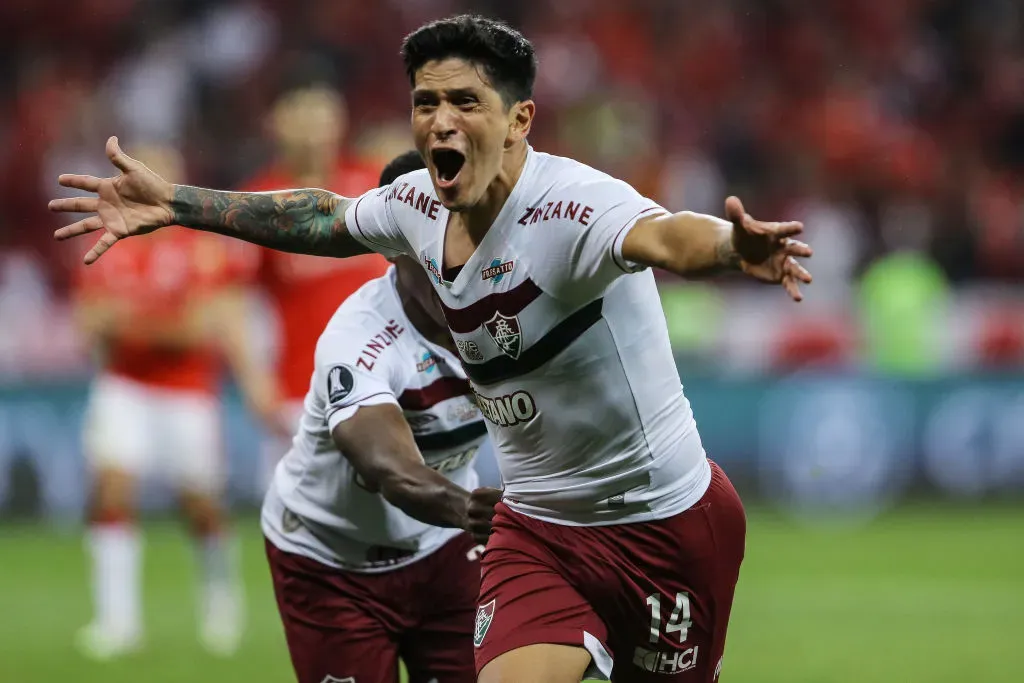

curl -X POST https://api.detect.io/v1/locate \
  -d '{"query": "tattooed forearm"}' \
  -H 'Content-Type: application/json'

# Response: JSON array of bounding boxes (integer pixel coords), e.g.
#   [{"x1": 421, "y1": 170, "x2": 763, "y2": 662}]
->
[
  {"x1": 169, "y1": 186, "x2": 365, "y2": 257},
  {"x1": 715, "y1": 230, "x2": 742, "y2": 270}
]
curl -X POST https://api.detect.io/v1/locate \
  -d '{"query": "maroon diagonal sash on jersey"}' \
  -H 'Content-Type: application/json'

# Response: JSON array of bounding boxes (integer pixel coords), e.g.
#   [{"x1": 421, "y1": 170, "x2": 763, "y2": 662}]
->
[
  {"x1": 461, "y1": 298, "x2": 604, "y2": 386},
  {"x1": 398, "y1": 376, "x2": 473, "y2": 411},
  {"x1": 439, "y1": 279, "x2": 543, "y2": 334}
]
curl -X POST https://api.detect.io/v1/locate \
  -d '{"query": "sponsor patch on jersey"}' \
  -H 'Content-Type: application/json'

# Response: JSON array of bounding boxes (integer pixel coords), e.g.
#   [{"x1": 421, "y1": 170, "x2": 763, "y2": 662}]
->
[
  {"x1": 485, "y1": 312, "x2": 523, "y2": 359},
  {"x1": 456, "y1": 339, "x2": 484, "y2": 362},
  {"x1": 447, "y1": 401, "x2": 480, "y2": 424},
  {"x1": 424, "y1": 256, "x2": 449, "y2": 287},
  {"x1": 406, "y1": 413, "x2": 439, "y2": 433},
  {"x1": 474, "y1": 600, "x2": 496, "y2": 647},
  {"x1": 481, "y1": 258, "x2": 514, "y2": 283},
  {"x1": 416, "y1": 352, "x2": 438, "y2": 374},
  {"x1": 326, "y1": 365, "x2": 355, "y2": 404}
]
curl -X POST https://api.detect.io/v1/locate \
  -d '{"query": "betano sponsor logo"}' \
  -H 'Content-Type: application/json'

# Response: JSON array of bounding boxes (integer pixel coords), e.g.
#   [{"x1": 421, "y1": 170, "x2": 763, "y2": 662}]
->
[{"x1": 473, "y1": 389, "x2": 536, "y2": 426}]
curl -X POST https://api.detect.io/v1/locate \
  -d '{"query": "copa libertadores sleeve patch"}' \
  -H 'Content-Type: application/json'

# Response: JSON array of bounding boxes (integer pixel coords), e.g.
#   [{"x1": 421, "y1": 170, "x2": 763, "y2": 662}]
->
[{"x1": 326, "y1": 365, "x2": 356, "y2": 404}]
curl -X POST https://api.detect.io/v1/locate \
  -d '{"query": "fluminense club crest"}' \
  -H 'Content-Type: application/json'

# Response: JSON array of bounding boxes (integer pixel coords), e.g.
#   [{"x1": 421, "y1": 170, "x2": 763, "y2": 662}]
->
[
  {"x1": 474, "y1": 599, "x2": 496, "y2": 647},
  {"x1": 484, "y1": 312, "x2": 522, "y2": 359}
]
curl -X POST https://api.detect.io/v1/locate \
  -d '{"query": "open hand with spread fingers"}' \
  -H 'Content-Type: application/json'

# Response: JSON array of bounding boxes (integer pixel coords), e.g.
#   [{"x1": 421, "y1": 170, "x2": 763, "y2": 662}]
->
[
  {"x1": 50, "y1": 136, "x2": 174, "y2": 264},
  {"x1": 725, "y1": 196, "x2": 813, "y2": 301}
]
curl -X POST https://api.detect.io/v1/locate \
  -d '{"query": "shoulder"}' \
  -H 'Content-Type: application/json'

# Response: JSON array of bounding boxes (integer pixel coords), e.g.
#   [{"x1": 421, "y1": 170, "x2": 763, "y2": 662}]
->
[
  {"x1": 315, "y1": 273, "x2": 411, "y2": 369},
  {"x1": 378, "y1": 169, "x2": 444, "y2": 223},
  {"x1": 518, "y1": 152, "x2": 659, "y2": 229},
  {"x1": 531, "y1": 151, "x2": 637, "y2": 195}
]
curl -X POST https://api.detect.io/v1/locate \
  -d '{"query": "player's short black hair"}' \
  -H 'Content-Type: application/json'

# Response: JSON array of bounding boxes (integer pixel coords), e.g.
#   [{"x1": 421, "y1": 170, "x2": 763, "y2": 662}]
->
[
  {"x1": 400, "y1": 14, "x2": 537, "y2": 108},
  {"x1": 379, "y1": 150, "x2": 426, "y2": 187}
]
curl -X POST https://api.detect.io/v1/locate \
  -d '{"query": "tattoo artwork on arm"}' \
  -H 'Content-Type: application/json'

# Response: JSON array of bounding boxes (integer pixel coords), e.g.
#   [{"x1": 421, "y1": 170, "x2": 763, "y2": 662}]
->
[
  {"x1": 715, "y1": 232, "x2": 743, "y2": 271},
  {"x1": 170, "y1": 186, "x2": 359, "y2": 257}
]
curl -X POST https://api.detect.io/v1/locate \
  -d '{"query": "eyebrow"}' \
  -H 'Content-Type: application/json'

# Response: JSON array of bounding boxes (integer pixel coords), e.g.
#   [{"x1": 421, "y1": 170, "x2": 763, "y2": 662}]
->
[{"x1": 412, "y1": 87, "x2": 479, "y2": 99}]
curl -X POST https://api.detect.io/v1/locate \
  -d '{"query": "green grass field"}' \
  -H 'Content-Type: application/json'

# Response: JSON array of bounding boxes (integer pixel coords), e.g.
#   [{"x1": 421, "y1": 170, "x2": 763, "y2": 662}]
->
[{"x1": 2, "y1": 504, "x2": 1022, "y2": 683}]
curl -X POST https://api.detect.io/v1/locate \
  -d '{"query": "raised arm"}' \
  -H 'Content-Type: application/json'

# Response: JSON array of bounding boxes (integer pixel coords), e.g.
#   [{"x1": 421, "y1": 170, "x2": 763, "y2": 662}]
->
[
  {"x1": 50, "y1": 137, "x2": 369, "y2": 264},
  {"x1": 623, "y1": 196, "x2": 814, "y2": 301}
]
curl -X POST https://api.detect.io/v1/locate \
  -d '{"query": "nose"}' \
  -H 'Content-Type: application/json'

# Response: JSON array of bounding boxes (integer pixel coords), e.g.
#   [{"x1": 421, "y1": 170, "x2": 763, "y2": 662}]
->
[{"x1": 430, "y1": 102, "x2": 458, "y2": 139}]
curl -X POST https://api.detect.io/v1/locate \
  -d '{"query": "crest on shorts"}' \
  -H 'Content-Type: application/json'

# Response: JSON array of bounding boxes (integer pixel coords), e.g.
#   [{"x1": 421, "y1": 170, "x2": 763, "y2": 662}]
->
[
  {"x1": 319, "y1": 676, "x2": 355, "y2": 683},
  {"x1": 484, "y1": 312, "x2": 522, "y2": 359},
  {"x1": 474, "y1": 599, "x2": 496, "y2": 647},
  {"x1": 326, "y1": 365, "x2": 355, "y2": 404}
]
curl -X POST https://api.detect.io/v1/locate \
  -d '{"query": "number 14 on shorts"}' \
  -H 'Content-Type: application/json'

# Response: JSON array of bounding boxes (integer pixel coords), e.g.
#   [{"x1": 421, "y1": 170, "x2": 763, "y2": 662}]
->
[{"x1": 645, "y1": 591, "x2": 692, "y2": 643}]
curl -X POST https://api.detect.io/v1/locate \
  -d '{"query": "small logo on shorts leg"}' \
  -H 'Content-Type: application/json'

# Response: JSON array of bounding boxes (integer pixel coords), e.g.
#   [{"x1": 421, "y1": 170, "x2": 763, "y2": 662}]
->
[
  {"x1": 281, "y1": 508, "x2": 302, "y2": 533},
  {"x1": 474, "y1": 599, "x2": 496, "y2": 647},
  {"x1": 319, "y1": 676, "x2": 355, "y2": 683},
  {"x1": 633, "y1": 645, "x2": 699, "y2": 675}
]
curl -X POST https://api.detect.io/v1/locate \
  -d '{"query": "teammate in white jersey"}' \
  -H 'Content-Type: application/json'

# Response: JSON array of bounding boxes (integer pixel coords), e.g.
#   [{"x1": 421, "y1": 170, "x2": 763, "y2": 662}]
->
[
  {"x1": 262, "y1": 151, "x2": 499, "y2": 683},
  {"x1": 52, "y1": 15, "x2": 813, "y2": 683}
]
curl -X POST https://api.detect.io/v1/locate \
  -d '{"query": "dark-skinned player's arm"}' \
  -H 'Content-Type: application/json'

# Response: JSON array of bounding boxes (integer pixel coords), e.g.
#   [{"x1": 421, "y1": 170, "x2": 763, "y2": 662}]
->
[
  {"x1": 622, "y1": 196, "x2": 814, "y2": 302},
  {"x1": 332, "y1": 403, "x2": 498, "y2": 543},
  {"x1": 51, "y1": 137, "x2": 371, "y2": 265}
]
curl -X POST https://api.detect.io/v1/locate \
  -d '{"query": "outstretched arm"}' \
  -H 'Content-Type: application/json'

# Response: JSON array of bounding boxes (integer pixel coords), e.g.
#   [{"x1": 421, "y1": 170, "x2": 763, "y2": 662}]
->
[
  {"x1": 623, "y1": 196, "x2": 813, "y2": 301},
  {"x1": 169, "y1": 186, "x2": 367, "y2": 258},
  {"x1": 51, "y1": 137, "x2": 369, "y2": 264}
]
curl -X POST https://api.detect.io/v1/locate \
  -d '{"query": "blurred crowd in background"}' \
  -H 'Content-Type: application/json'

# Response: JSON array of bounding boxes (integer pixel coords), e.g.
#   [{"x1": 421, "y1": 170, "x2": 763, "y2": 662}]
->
[{"x1": 1, "y1": 0, "x2": 1023, "y2": 378}]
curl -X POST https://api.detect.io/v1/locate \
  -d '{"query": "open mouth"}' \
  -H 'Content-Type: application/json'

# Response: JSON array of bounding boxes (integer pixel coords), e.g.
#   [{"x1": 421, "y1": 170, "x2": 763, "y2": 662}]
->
[{"x1": 431, "y1": 149, "x2": 466, "y2": 188}]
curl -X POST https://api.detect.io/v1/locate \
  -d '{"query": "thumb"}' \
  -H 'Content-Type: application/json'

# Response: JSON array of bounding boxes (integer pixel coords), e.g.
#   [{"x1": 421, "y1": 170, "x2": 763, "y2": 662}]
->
[
  {"x1": 106, "y1": 136, "x2": 135, "y2": 174},
  {"x1": 724, "y1": 196, "x2": 746, "y2": 226}
]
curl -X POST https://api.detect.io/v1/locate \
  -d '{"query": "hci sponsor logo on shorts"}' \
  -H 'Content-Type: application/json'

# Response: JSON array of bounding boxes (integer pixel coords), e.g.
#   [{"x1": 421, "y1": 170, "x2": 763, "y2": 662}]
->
[
  {"x1": 474, "y1": 600, "x2": 496, "y2": 647},
  {"x1": 633, "y1": 645, "x2": 698, "y2": 675}
]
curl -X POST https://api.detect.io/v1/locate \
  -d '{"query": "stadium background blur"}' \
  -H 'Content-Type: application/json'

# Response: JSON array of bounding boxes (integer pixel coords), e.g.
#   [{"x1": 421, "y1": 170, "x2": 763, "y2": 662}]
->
[{"x1": 1, "y1": 1, "x2": 1022, "y2": 682}]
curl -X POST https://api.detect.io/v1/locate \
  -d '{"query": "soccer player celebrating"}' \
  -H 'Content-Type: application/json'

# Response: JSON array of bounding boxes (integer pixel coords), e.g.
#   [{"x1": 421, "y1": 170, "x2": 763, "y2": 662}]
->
[
  {"x1": 71, "y1": 144, "x2": 281, "y2": 659},
  {"x1": 262, "y1": 150, "x2": 498, "y2": 683},
  {"x1": 51, "y1": 15, "x2": 812, "y2": 683}
]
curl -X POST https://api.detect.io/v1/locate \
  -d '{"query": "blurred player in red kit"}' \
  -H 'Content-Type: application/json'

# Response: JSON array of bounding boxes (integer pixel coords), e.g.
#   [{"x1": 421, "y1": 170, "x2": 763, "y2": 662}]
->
[
  {"x1": 72, "y1": 144, "x2": 280, "y2": 660},
  {"x1": 236, "y1": 79, "x2": 387, "y2": 469}
]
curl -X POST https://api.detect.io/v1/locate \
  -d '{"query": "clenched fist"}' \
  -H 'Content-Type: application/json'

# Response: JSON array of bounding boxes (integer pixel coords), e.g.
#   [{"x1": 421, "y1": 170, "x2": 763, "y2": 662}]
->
[{"x1": 466, "y1": 487, "x2": 503, "y2": 545}]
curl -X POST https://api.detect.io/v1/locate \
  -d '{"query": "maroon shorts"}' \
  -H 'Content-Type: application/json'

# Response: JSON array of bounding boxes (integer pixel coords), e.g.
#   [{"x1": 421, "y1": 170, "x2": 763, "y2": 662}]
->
[
  {"x1": 266, "y1": 532, "x2": 481, "y2": 683},
  {"x1": 474, "y1": 460, "x2": 746, "y2": 682}
]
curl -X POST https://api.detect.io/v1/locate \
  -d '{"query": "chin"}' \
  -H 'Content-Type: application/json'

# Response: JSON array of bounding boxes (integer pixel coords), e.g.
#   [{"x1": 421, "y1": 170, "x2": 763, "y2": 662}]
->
[{"x1": 437, "y1": 190, "x2": 470, "y2": 212}]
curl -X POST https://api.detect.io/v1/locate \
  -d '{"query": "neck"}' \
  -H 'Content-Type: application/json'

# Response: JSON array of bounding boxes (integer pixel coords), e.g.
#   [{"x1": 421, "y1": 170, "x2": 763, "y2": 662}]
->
[
  {"x1": 397, "y1": 285, "x2": 452, "y2": 351},
  {"x1": 462, "y1": 141, "x2": 529, "y2": 240}
]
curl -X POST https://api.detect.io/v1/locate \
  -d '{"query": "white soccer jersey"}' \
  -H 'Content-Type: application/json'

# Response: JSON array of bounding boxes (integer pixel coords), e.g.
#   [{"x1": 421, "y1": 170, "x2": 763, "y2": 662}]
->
[
  {"x1": 345, "y1": 147, "x2": 711, "y2": 526},
  {"x1": 261, "y1": 267, "x2": 484, "y2": 572}
]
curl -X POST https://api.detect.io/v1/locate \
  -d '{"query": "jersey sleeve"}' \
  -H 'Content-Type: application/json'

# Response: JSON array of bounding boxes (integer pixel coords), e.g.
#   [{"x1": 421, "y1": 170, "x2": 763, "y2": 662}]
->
[
  {"x1": 344, "y1": 186, "x2": 410, "y2": 259},
  {"x1": 312, "y1": 318, "x2": 412, "y2": 432},
  {"x1": 536, "y1": 175, "x2": 668, "y2": 302}
]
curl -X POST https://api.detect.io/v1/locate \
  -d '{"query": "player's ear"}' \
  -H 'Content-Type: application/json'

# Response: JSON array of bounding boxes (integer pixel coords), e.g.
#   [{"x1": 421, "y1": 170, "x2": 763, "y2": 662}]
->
[{"x1": 506, "y1": 100, "x2": 534, "y2": 148}]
